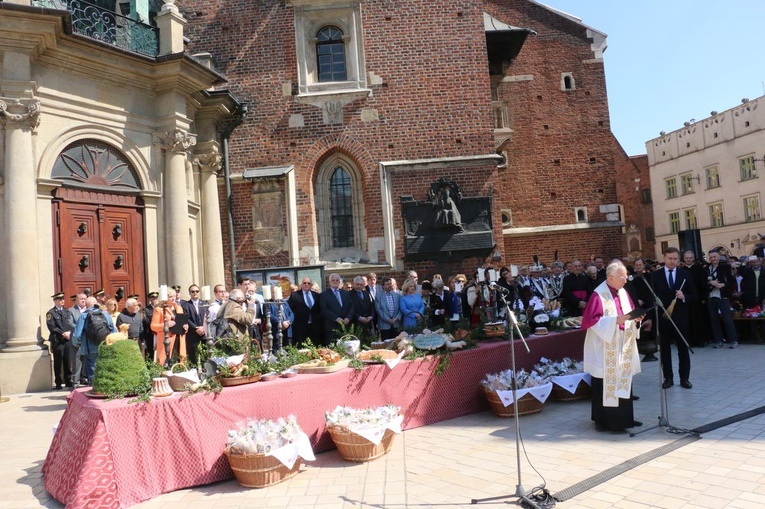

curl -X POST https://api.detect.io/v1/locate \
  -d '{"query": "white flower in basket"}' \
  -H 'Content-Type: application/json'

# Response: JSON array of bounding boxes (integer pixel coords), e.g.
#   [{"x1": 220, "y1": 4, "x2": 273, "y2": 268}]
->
[
  {"x1": 224, "y1": 415, "x2": 315, "y2": 488},
  {"x1": 324, "y1": 405, "x2": 403, "y2": 462},
  {"x1": 534, "y1": 357, "x2": 591, "y2": 398},
  {"x1": 481, "y1": 369, "x2": 553, "y2": 409},
  {"x1": 533, "y1": 357, "x2": 584, "y2": 378},
  {"x1": 481, "y1": 368, "x2": 549, "y2": 391}
]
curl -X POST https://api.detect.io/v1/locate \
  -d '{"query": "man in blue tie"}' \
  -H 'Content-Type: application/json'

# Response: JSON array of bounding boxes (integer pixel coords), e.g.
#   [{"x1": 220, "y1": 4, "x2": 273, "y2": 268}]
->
[
  {"x1": 320, "y1": 273, "x2": 355, "y2": 344},
  {"x1": 287, "y1": 277, "x2": 322, "y2": 346},
  {"x1": 652, "y1": 247, "x2": 695, "y2": 389}
]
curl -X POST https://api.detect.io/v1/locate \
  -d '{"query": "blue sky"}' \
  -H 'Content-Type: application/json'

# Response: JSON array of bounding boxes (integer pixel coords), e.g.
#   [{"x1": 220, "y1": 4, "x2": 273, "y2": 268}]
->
[{"x1": 538, "y1": 1, "x2": 765, "y2": 156}]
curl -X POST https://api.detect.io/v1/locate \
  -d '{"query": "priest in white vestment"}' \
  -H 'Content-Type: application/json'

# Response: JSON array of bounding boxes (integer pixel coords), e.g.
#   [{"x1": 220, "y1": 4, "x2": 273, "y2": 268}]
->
[{"x1": 581, "y1": 261, "x2": 645, "y2": 431}]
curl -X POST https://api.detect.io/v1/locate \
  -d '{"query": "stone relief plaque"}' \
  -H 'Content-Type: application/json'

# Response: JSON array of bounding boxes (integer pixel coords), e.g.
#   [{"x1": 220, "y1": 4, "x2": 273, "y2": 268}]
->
[
  {"x1": 251, "y1": 182, "x2": 286, "y2": 256},
  {"x1": 401, "y1": 178, "x2": 494, "y2": 261}
]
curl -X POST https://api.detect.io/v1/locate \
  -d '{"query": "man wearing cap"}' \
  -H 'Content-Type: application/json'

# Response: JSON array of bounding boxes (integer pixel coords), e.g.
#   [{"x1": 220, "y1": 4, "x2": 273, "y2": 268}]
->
[
  {"x1": 47, "y1": 293, "x2": 72, "y2": 390},
  {"x1": 94, "y1": 289, "x2": 107, "y2": 306}
]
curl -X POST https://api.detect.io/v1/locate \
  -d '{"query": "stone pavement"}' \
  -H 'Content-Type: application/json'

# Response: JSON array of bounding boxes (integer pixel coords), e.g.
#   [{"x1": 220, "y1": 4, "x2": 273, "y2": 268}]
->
[{"x1": 2, "y1": 342, "x2": 764, "y2": 509}]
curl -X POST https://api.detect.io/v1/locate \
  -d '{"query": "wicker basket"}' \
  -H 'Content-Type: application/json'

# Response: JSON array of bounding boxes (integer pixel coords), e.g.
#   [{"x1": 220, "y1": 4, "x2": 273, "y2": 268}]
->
[
  {"x1": 164, "y1": 363, "x2": 193, "y2": 391},
  {"x1": 327, "y1": 426, "x2": 395, "y2": 462},
  {"x1": 224, "y1": 449, "x2": 302, "y2": 488},
  {"x1": 550, "y1": 380, "x2": 591, "y2": 402},
  {"x1": 483, "y1": 386, "x2": 544, "y2": 417},
  {"x1": 219, "y1": 373, "x2": 261, "y2": 387}
]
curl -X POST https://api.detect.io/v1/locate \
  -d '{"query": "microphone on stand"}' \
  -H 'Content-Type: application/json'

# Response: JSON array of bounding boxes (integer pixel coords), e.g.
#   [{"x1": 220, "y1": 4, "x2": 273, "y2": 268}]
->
[{"x1": 488, "y1": 281, "x2": 510, "y2": 294}]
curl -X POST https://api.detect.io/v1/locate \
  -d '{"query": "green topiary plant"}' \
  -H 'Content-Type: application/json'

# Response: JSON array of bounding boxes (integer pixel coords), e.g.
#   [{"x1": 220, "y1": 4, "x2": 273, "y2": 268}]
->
[{"x1": 92, "y1": 340, "x2": 151, "y2": 399}]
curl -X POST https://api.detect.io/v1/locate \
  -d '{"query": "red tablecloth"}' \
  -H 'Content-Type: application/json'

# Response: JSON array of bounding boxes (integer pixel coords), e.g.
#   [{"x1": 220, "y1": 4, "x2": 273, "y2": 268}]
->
[{"x1": 43, "y1": 331, "x2": 585, "y2": 509}]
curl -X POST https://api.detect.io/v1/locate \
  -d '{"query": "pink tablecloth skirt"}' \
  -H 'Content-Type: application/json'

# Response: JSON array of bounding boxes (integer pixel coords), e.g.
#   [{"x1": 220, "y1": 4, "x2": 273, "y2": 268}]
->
[{"x1": 43, "y1": 331, "x2": 585, "y2": 508}]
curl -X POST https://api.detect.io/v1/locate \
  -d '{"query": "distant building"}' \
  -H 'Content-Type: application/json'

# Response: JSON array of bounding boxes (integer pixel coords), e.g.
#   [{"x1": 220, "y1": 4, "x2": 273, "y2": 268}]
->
[{"x1": 646, "y1": 96, "x2": 765, "y2": 259}]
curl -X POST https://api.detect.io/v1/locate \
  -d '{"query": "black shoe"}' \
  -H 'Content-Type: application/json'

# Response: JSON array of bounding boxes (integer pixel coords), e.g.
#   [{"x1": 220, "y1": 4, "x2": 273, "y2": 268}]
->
[
  {"x1": 631, "y1": 394, "x2": 640, "y2": 401},
  {"x1": 65, "y1": 382, "x2": 73, "y2": 388},
  {"x1": 631, "y1": 420, "x2": 643, "y2": 427},
  {"x1": 54, "y1": 384, "x2": 62, "y2": 390},
  {"x1": 680, "y1": 380, "x2": 692, "y2": 389},
  {"x1": 662, "y1": 380, "x2": 674, "y2": 389}
]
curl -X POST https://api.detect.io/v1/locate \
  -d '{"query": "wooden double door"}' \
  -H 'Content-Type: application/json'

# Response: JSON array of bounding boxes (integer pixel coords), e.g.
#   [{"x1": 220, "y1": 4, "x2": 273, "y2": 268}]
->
[{"x1": 53, "y1": 189, "x2": 145, "y2": 304}]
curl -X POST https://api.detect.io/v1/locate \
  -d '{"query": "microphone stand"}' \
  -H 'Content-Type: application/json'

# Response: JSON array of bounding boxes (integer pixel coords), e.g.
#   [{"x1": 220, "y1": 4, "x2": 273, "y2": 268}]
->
[
  {"x1": 472, "y1": 288, "x2": 541, "y2": 509},
  {"x1": 631, "y1": 275, "x2": 697, "y2": 437}
]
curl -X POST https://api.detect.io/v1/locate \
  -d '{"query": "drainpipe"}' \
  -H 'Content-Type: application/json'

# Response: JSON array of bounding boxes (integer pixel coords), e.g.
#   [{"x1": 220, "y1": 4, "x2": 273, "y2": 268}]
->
[{"x1": 221, "y1": 104, "x2": 248, "y2": 287}]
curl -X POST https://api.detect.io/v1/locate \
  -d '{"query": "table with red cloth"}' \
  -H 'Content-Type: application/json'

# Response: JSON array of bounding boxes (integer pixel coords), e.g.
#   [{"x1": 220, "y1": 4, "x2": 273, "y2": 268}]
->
[{"x1": 43, "y1": 331, "x2": 585, "y2": 509}]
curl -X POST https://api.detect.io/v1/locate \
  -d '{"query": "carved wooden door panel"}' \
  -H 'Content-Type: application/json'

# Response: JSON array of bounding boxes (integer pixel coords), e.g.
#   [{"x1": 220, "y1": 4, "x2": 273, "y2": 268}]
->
[
  {"x1": 56, "y1": 202, "x2": 101, "y2": 297},
  {"x1": 98, "y1": 207, "x2": 145, "y2": 303},
  {"x1": 54, "y1": 192, "x2": 145, "y2": 303}
]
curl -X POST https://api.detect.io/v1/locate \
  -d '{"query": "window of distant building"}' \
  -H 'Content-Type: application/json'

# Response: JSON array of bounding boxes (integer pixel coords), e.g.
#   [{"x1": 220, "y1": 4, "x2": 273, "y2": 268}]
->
[
  {"x1": 665, "y1": 177, "x2": 677, "y2": 199},
  {"x1": 705, "y1": 165, "x2": 720, "y2": 189},
  {"x1": 645, "y1": 227, "x2": 655, "y2": 242},
  {"x1": 744, "y1": 194, "x2": 761, "y2": 223},
  {"x1": 709, "y1": 202, "x2": 724, "y2": 228},
  {"x1": 683, "y1": 208, "x2": 697, "y2": 230},
  {"x1": 290, "y1": 0, "x2": 367, "y2": 97},
  {"x1": 314, "y1": 154, "x2": 366, "y2": 255},
  {"x1": 575, "y1": 207, "x2": 588, "y2": 223},
  {"x1": 641, "y1": 189, "x2": 652, "y2": 204},
  {"x1": 561, "y1": 72, "x2": 575, "y2": 91},
  {"x1": 668, "y1": 211, "x2": 680, "y2": 234},
  {"x1": 739, "y1": 154, "x2": 757, "y2": 181},
  {"x1": 680, "y1": 172, "x2": 695, "y2": 195}
]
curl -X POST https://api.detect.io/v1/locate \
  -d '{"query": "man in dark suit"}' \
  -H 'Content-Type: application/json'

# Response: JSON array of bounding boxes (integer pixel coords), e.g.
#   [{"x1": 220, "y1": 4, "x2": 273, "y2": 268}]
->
[
  {"x1": 429, "y1": 278, "x2": 455, "y2": 326},
  {"x1": 739, "y1": 255, "x2": 765, "y2": 309},
  {"x1": 349, "y1": 276, "x2": 375, "y2": 335},
  {"x1": 562, "y1": 260, "x2": 590, "y2": 316},
  {"x1": 320, "y1": 273, "x2": 355, "y2": 343},
  {"x1": 287, "y1": 277, "x2": 322, "y2": 346},
  {"x1": 683, "y1": 250, "x2": 712, "y2": 347},
  {"x1": 47, "y1": 292, "x2": 73, "y2": 390},
  {"x1": 705, "y1": 250, "x2": 738, "y2": 349},
  {"x1": 181, "y1": 284, "x2": 206, "y2": 364},
  {"x1": 652, "y1": 247, "x2": 696, "y2": 389}
]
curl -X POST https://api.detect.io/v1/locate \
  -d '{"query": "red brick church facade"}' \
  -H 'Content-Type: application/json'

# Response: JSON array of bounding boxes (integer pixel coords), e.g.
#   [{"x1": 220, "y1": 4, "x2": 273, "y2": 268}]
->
[{"x1": 181, "y1": 0, "x2": 648, "y2": 282}]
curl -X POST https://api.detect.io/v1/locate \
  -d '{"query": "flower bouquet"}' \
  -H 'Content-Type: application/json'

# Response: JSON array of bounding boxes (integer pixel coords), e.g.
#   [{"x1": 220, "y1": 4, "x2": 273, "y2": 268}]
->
[
  {"x1": 224, "y1": 415, "x2": 315, "y2": 488},
  {"x1": 534, "y1": 357, "x2": 591, "y2": 402},
  {"x1": 325, "y1": 405, "x2": 403, "y2": 462},
  {"x1": 481, "y1": 368, "x2": 552, "y2": 417}
]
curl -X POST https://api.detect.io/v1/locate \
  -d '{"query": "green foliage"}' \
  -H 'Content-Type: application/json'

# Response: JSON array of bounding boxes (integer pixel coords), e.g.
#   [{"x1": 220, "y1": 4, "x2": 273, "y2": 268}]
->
[
  {"x1": 348, "y1": 358, "x2": 365, "y2": 371},
  {"x1": 92, "y1": 340, "x2": 151, "y2": 399}
]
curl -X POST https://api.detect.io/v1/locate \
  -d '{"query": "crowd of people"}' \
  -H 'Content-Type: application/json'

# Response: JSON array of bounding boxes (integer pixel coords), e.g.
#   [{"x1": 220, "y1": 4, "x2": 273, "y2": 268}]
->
[{"x1": 46, "y1": 247, "x2": 764, "y2": 394}]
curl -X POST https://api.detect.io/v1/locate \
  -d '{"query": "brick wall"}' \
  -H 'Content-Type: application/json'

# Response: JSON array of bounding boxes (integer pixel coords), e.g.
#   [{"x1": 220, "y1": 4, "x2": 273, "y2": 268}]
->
[
  {"x1": 187, "y1": 0, "x2": 639, "y2": 280},
  {"x1": 184, "y1": 0, "x2": 502, "y2": 283},
  {"x1": 486, "y1": 0, "x2": 628, "y2": 263}
]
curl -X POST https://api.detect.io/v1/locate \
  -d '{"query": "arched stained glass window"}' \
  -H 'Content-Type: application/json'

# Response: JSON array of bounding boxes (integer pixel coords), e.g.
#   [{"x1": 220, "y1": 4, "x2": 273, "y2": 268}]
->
[
  {"x1": 316, "y1": 26, "x2": 347, "y2": 82},
  {"x1": 329, "y1": 167, "x2": 354, "y2": 248}
]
